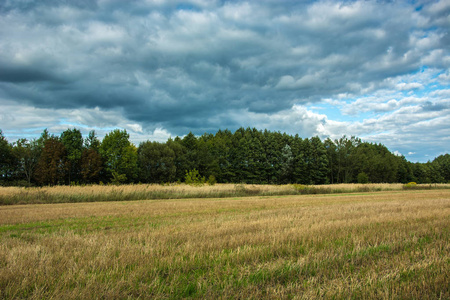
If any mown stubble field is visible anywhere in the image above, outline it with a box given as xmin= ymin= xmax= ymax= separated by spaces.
xmin=0 ymin=189 xmax=449 ymax=299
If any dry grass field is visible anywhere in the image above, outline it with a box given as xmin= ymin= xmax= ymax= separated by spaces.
xmin=1 ymin=183 xmax=448 ymax=205
xmin=0 ymin=188 xmax=449 ymax=299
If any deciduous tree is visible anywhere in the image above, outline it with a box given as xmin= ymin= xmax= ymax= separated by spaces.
xmin=99 ymin=129 xmax=138 ymax=183
xmin=35 ymin=137 xmax=68 ymax=185
xmin=61 ymin=128 xmax=83 ymax=183
xmin=138 ymin=141 xmax=176 ymax=183
xmin=0 ymin=130 xmax=14 ymax=183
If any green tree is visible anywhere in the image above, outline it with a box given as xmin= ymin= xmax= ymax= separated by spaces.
xmin=396 ymin=155 xmax=414 ymax=183
xmin=80 ymin=130 xmax=103 ymax=184
xmin=357 ymin=172 xmax=369 ymax=184
xmin=35 ymin=137 xmax=68 ymax=185
xmin=185 ymin=169 xmax=205 ymax=186
xmin=308 ymin=137 xmax=329 ymax=184
xmin=138 ymin=141 xmax=176 ymax=183
xmin=324 ymin=138 xmax=337 ymax=184
xmin=197 ymin=134 xmax=220 ymax=180
xmin=350 ymin=143 xmax=398 ymax=183
xmin=12 ymin=138 xmax=41 ymax=185
xmin=99 ymin=129 xmax=138 ymax=183
xmin=247 ymin=129 xmax=266 ymax=183
xmin=423 ymin=162 xmax=444 ymax=183
xmin=230 ymin=128 xmax=249 ymax=183
xmin=291 ymin=135 xmax=308 ymax=184
xmin=262 ymin=129 xmax=281 ymax=184
xmin=61 ymin=128 xmax=84 ymax=183
xmin=81 ymin=148 xmax=103 ymax=184
xmin=181 ymin=132 xmax=201 ymax=172
xmin=0 ymin=130 xmax=14 ymax=183
xmin=432 ymin=154 xmax=450 ymax=182
xmin=166 ymin=138 xmax=187 ymax=182
xmin=335 ymin=136 xmax=360 ymax=183
xmin=12 ymin=129 xmax=51 ymax=185
xmin=279 ymin=144 xmax=294 ymax=184
xmin=84 ymin=130 xmax=101 ymax=151
xmin=206 ymin=130 xmax=233 ymax=183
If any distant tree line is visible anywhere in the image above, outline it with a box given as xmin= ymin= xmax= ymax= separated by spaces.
xmin=0 ymin=127 xmax=449 ymax=186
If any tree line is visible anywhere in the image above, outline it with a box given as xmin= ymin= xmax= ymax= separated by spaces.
xmin=0 ymin=127 xmax=449 ymax=186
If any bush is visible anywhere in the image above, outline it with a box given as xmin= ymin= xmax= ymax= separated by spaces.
xmin=234 ymin=184 xmax=261 ymax=196
xmin=292 ymin=184 xmax=307 ymax=192
xmin=111 ymin=172 xmax=127 ymax=185
xmin=403 ymin=182 xmax=418 ymax=190
xmin=185 ymin=169 xmax=205 ymax=186
xmin=357 ymin=172 xmax=369 ymax=184
xmin=207 ymin=175 xmax=217 ymax=186
xmin=291 ymin=184 xmax=331 ymax=195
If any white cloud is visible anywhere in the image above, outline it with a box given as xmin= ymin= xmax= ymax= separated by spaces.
xmin=396 ymin=82 xmax=423 ymax=91
xmin=0 ymin=0 xmax=448 ymax=162
xmin=393 ymin=150 xmax=402 ymax=156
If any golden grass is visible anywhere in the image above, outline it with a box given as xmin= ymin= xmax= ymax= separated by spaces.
xmin=1 ymin=183 xmax=448 ymax=205
xmin=0 ymin=183 xmax=281 ymax=197
xmin=0 ymin=189 xmax=449 ymax=298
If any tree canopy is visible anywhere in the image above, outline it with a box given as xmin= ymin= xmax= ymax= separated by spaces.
xmin=0 ymin=127 xmax=448 ymax=186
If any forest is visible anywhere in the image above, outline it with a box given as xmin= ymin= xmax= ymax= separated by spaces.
xmin=0 ymin=127 xmax=449 ymax=186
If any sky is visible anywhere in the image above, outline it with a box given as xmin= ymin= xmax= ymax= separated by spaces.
xmin=0 ymin=0 xmax=449 ymax=163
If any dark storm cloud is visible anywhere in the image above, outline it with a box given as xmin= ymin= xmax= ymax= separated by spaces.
xmin=421 ymin=101 xmax=450 ymax=112
xmin=0 ymin=0 xmax=449 ymax=140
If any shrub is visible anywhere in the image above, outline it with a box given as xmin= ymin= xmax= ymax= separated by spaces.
xmin=207 ymin=175 xmax=217 ymax=186
xmin=185 ymin=169 xmax=205 ymax=186
xmin=111 ymin=172 xmax=127 ymax=185
xmin=403 ymin=182 xmax=418 ymax=190
xmin=234 ymin=184 xmax=261 ymax=196
xmin=292 ymin=184 xmax=307 ymax=192
xmin=357 ymin=172 xmax=369 ymax=184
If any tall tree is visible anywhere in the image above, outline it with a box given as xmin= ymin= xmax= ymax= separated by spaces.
xmin=210 ymin=130 xmax=233 ymax=182
xmin=12 ymin=138 xmax=41 ymax=185
xmin=432 ymin=154 xmax=450 ymax=183
xmin=0 ymin=130 xmax=14 ymax=183
xmin=35 ymin=137 xmax=68 ymax=185
xmin=138 ymin=141 xmax=176 ymax=183
xmin=84 ymin=130 xmax=101 ymax=151
xmin=279 ymin=144 xmax=294 ymax=184
xmin=291 ymin=135 xmax=308 ymax=184
xmin=230 ymin=128 xmax=248 ymax=182
xmin=99 ymin=129 xmax=138 ymax=183
xmin=197 ymin=134 xmax=220 ymax=180
xmin=80 ymin=130 xmax=103 ymax=183
xmin=396 ymin=155 xmax=414 ymax=183
xmin=248 ymin=129 xmax=266 ymax=183
xmin=350 ymin=143 xmax=398 ymax=183
xmin=181 ymin=132 xmax=201 ymax=173
xmin=261 ymin=129 xmax=284 ymax=184
xmin=81 ymin=149 xmax=103 ymax=184
xmin=335 ymin=136 xmax=360 ymax=183
xmin=308 ymin=137 xmax=329 ymax=184
xmin=324 ymin=138 xmax=337 ymax=184
xmin=61 ymin=128 xmax=84 ymax=184
xmin=166 ymin=138 xmax=187 ymax=182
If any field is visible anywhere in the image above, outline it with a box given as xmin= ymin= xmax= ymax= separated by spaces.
xmin=0 ymin=187 xmax=449 ymax=299
xmin=1 ymin=183 xmax=449 ymax=205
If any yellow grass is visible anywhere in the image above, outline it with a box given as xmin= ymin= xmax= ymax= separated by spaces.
xmin=1 ymin=183 xmax=448 ymax=205
xmin=0 ymin=183 xmax=283 ymax=198
xmin=1 ymin=189 xmax=449 ymax=298
xmin=0 ymin=183 xmax=403 ymax=198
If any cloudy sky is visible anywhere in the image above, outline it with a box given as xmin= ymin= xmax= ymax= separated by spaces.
xmin=0 ymin=0 xmax=449 ymax=162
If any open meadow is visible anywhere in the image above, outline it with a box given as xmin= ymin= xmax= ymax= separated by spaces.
xmin=0 ymin=187 xmax=449 ymax=299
